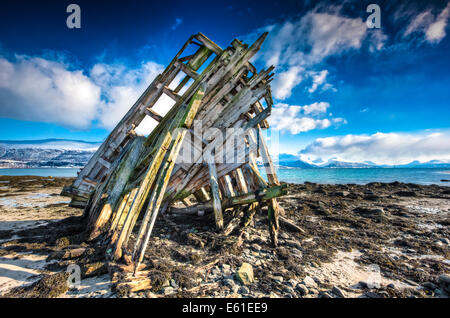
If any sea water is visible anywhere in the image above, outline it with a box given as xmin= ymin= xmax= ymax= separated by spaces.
xmin=1 ymin=167 xmax=450 ymax=185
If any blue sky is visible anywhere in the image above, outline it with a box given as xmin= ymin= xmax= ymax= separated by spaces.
xmin=1 ymin=0 xmax=450 ymax=164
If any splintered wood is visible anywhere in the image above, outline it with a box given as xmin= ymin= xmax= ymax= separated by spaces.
xmin=62 ymin=32 xmax=287 ymax=273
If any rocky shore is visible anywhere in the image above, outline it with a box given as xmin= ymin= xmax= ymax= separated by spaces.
xmin=0 ymin=176 xmax=449 ymax=298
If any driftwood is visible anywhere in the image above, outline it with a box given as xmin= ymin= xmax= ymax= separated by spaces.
xmin=279 ymin=216 xmax=305 ymax=234
xmin=62 ymin=32 xmax=287 ymax=275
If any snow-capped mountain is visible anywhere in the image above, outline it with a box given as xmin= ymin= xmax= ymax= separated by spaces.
xmin=0 ymin=139 xmax=101 ymax=168
xmin=274 ymin=153 xmax=450 ymax=169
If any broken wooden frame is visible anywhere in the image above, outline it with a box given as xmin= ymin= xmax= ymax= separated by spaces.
xmin=62 ymin=32 xmax=286 ymax=273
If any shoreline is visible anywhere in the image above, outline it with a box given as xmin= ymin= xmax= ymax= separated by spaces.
xmin=2 ymin=167 xmax=450 ymax=186
xmin=0 ymin=176 xmax=449 ymax=298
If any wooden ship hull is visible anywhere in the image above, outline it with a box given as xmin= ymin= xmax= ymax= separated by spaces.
xmin=62 ymin=32 xmax=287 ymax=272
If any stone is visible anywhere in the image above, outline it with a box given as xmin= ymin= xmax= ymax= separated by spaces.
xmin=387 ymin=283 xmax=396 ymax=289
xmin=353 ymin=207 xmax=384 ymax=217
xmin=331 ymin=286 xmax=346 ymax=298
xmin=378 ymin=291 xmax=389 ymax=298
xmin=236 ymin=263 xmax=254 ymax=285
xmin=271 ymin=275 xmax=284 ymax=283
xmin=286 ymin=278 xmax=298 ymax=288
xmin=309 ymin=288 xmax=319 ymax=295
xmin=438 ymin=274 xmax=450 ymax=293
xmin=170 ymin=279 xmax=179 ymax=289
xmin=238 ymin=286 xmax=250 ymax=294
xmin=285 ymin=240 xmax=302 ymax=250
xmin=422 ymin=282 xmax=437 ymax=290
xmin=223 ymin=279 xmax=236 ymax=288
xmin=251 ymin=243 xmax=261 ymax=251
xmin=302 ymin=276 xmax=318 ymax=289
xmin=296 ymin=284 xmax=309 ymax=296
xmin=282 ymin=286 xmax=295 ymax=295
xmin=320 ymin=291 xmax=333 ymax=298
xmin=221 ymin=264 xmax=231 ymax=274
xmin=162 ymin=287 xmax=174 ymax=295
xmin=280 ymin=233 xmax=289 ymax=240
xmin=292 ymin=249 xmax=303 ymax=260
xmin=434 ymin=288 xmax=445 ymax=296
xmin=438 ymin=274 xmax=450 ymax=285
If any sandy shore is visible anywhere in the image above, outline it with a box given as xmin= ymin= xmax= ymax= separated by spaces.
xmin=0 ymin=176 xmax=449 ymax=298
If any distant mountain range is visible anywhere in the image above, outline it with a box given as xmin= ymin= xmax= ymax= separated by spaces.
xmin=274 ymin=154 xmax=450 ymax=169
xmin=1 ymin=139 xmax=449 ymax=169
xmin=0 ymin=139 xmax=101 ymax=168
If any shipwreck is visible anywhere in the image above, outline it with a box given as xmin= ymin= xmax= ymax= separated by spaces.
xmin=62 ymin=32 xmax=289 ymax=275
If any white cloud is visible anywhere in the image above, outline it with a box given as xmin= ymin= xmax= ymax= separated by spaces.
xmin=404 ymin=3 xmax=450 ymax=43
xmin=272 ymin=66 xmax=303 ymax=100
xmin=0 ymin=55 xmax=100 ymax=129
xmin=268 ymin=102 xmax=345 ymax=134
xmin=308 ymin=70 xmax=330 ymax=93
xmin=0 ymin=53 xmax=171 ymax=132
xmin=255 ymin=6 xmax=381 ymax=100
xmin=426 ymin=3 xmax=450 ymax=43
xmin=299 ymin=131 xmax=450 ymax=165
xmin=302 ymin=101 xmax=329 ymax=115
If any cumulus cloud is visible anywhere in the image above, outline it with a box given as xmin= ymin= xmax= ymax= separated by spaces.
xmin=272 ymin=66 xmax=303 ymax=100
xmin=404 ymin=3 xmax=450 ymax=43
xmin=255 ymin=6 xmax=382 ymax=99
xmin=268 ymin=102 xmax=345 ymax=134
xmin=308 ymin=70 xmax=333 ymax=93
xmin=0 ymin=52 xmax=173 ymax=133
xmin=0 ymin=55 xmax=100 ymax=129
xmin=299 ymin=131 xmax=450 ymax=165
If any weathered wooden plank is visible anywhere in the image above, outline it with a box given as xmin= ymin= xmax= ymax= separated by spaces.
xmin=131 ymin=84 xmax=206 ymax=268
xmin=145 ymin=107 xmax=163 ymax=122
xmin=175 ymin=60 xmax=200 ymax=80
xmin=169 ymin=184 xmax=287 ymax=215
xmin=208 ymin=159 xmax=223 ymax=231
xmin=111 ymin=133 xmax=172 ymax=260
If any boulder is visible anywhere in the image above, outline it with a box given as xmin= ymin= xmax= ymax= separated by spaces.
xmin=236 ymin=263 xmax=254 ymax=285
xmin=331 ymin=286 xmax=346 ymax=298
xmin=238 ymin=286 xmax=250 ymax=294
xmin=438 ymin=274 xmax=450 ymax=293
xmin=353 ymin=207 xmax=384 ymax=217
xmin=302 ymin=276 xmax=318 ymax=289
xmin=296 ymin=284 xmax=309 ymax=296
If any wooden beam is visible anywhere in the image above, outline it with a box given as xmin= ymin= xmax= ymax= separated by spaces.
xmin=145 ymin=107 xmax=163 ymax=122
xmin=98 ymin=157 xmax=112 ymax=169
xmin=208 ymin=159 xmax=223 ymax=230
xmin=169 ymin=184 xmax=287 ymax=215
xmin=163 ymin=86 xmax=181 ymax=103
xmin=234 ymin=168 xmax=249 ymax=194
xmin=195 ymin=33 xmax=222 ymax=55
xmin=174 ymin=60 xmax=200 ymax=81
